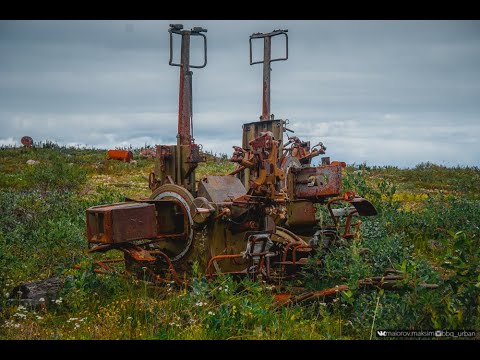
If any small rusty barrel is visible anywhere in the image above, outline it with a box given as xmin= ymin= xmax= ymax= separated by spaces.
xmin=21 ymin=136 xmax=33 ymax=147
xmin=106 ymin=150 xmax=133 ymax=162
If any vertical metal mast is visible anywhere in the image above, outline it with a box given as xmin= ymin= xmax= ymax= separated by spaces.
xmin=169 ymin=24 xmax=207 ymax=145
xmin=250 ymin=29 xmax=288 ymax=121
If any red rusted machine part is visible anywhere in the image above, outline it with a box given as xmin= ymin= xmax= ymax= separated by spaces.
xmin=206 ymin=254 xmax=245 ymax=278
xmin=86 ymin=202 xmax=158 ymax=244
xmin=106 ymin=150 xmax=133 ymax=163
xmin=289 ymin=164 xmax=343 ymax=201
xmin=148 ymin=249 xmax=184 ymax=286
xmin=139 ymin=148 xmax=156 ymax=158
xmin=21 ymin=136 xmax=33 ymax=147
xmin=249 ymin=30 xmax=288 ymax=121
xmin=284 ymin=136 xmax=326 ymax=165
xmin=326 ymin=193 xmax=377 ymax=238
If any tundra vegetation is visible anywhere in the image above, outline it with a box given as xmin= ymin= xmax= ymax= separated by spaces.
xmin=0 ymin=142 xmax=478 ymax=339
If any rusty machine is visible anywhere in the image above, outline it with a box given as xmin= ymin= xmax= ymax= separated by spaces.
xmin=85 ymin=24 xmax=377 ymax=286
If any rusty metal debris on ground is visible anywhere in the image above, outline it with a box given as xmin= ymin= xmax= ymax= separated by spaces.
xmin=21 ymin=136 xmax=33 ymax=147
xmin=106 ymin=150 xmax=134 ymax=163
xmin=139 ymin=148 xmax=157 ymax=158
xmin=82 ymin=24 xmax=432 ymax=302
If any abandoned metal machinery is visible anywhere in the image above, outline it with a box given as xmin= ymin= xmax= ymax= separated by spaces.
xmin=85 ymin=24 xmax=378 ymax=284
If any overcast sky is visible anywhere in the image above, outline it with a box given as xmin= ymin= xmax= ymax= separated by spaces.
xmin=1 ymin=20 xmax=479 ymax=167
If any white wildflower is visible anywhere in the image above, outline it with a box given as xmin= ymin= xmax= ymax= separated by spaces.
xmin=36 ymin=316 xmax=43 ymax=320
xmin=39 ymin=297 xmax=45 ymax=302
xmin=208 ymin=311 xmax=215 ymax=316
xmin=319 ymin=302 xmax=327 ymax=307
xmin=127 ymin=316 xmax=132 ymax=320
xmin=195 ymin=301 xmax=204 ymax=307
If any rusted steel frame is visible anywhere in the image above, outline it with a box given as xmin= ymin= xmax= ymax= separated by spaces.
xmin=246 ymin=236 xmax=269 ymax=276
xmin=276 ymin=226 xmax=306 ymax=243
xmin=327 ymin=197 xmax=363 ymax=238
xmin=296 ymin=285 xmax=349 ymax=303
xmin=77 ymin=258 xmax=123 ymax=274
xmin=147 ymin=250 xmax=183 ymax=286
xmin=98 ymin=259 xmax=124 ymax=264
xmin=88 ymin=244 xmax=114 ymax=253
xmin=354 ymin=220 xmax=362 ymax=238
xmin=212 ymin=208 xmax=230 ymax=221
xmin=120 ymin=245 xmax=156 ymax=262
xmin=94 ymin=261 xmax=114 ymax=271
xmin=291 ymin=245 xmax=312 ymax=265
xmin=206 ymin=254 xmax=244 ymax=277
xmin=343 ymin=212 xmax=355 ymax=238
xmin=249 ymin=251 xmax=270 ymax=277
xmin=327 ymin=196 xmax=345 ymax=227
xmin=280 ymin=240 xmax=303 ymax=273
xmin=89 ymin=233 xmax=187 ymax=250
xmin=132 ymin=233 xmax=186 ymax=248
xmin=153 ymin=233 xmax=186 ymax=241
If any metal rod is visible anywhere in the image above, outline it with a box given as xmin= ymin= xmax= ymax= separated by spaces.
xmin=178 ymin=31 xmax=192 ymax=146
xmin=262 ymin=36 xmax=271 ymax=121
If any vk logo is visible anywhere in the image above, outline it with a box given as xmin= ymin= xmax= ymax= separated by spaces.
xmin=377 ymin=331 xmax=387 ymax=337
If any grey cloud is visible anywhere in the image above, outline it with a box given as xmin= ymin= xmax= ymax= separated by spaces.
xmin=1 ymin=20 xmax=479 ymax=168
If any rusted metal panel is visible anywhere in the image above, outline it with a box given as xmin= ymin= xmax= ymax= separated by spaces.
xmin=292 ymin=164 xmax=342 ymax=200
xmin=197 ymin=175 xmax=246 ymax=203
xmin=350 ymin=196 xmax=378 ymax=216
xmin=106 ymin=150 xmax=133 ymax=163
xmin=286 ymin=200 xmax=316 ymax=226
xmin=86 ymin=202 xmax=157 ymax=244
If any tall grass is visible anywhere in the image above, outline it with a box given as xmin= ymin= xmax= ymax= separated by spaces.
xmin=0 ymin=146 xmax=478 ymax=339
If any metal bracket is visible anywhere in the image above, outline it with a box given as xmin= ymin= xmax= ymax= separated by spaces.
xmin=169 ymin=24 xmax=208 ymax=68
xmin=249 ymin=29 xmax=288 ymax=66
